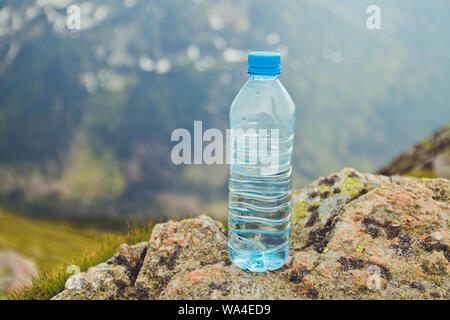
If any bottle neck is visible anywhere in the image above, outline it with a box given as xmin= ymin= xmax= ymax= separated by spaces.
xmin=249 ymin=74 xmax=278 ymax=80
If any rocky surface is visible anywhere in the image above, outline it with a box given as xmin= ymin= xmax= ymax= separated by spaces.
xmin=0 ymin=251 xmax=38 ymax=294
xmin=53 ymin=169 xmax=449 ymax=300
xmin=379 ymin=125 xmax=450 ymax=179
xmin=133 ymin=216 xmax=228 ymax=299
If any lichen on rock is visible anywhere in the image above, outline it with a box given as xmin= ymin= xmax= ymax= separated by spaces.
xmin=52 ymin=242 xmax=148 ymax=300
xmin=133 ymin=215 xmax=228 ymax=299
xmin=290 ymin=168 xmax=386 ymax=252
xmin=288 ymin=174 xmax=449 ymax=299
xmin=53 ymin=170 xmax=449 ymax=300
xmin=160 ymin=262 xmax=299 ymax=300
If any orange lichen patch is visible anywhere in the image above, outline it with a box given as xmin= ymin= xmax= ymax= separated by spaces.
xmin=150 ymin=222 xmax=180 ymax=248
xmin=350 ymin=270 xmax=372 ymax=288
xmin=164 ymin=239 xmax=174 ymax=246
xmin=375 ymin=188 xmax=388 ymax=197
xmin=185 ymin=269 xmax=210 ymax=285
xmin=385 ymin=188 xmax=415 ymax=211
xmin=401 ymin=214 xmax=420 ymax=229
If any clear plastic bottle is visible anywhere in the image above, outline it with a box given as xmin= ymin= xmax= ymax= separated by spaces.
xmin=228 ymin=51 xmax=296 ymax=272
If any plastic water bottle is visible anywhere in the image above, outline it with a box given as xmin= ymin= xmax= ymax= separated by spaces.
xmin=228 ymin=52 xmax=296 ymax=272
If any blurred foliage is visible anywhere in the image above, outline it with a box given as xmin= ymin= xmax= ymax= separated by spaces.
xmin=57 ymin=131 xmax=125 ymax=204
xmin=0 ymin=0 xmax=449 ymax=218
xmin=404 ymin=171 xmax=439 ymax=179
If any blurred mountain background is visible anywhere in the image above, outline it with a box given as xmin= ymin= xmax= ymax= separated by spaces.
xmin=0 ymin=0 xmax=449 ymax=222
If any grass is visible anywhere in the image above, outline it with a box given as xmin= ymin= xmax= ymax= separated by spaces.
xmin=0 ymin=209 xmax=153 ymax=300
xmin=0 ymin=209 xmax=101 ymax=271
xmin=5 ymin=222 xmax=153 ymax=300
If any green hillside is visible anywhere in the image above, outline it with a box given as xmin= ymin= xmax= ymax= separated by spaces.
xmin=0 ymin=209 xmax=104 ymax=271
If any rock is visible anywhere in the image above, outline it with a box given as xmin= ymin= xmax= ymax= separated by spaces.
xmin=53 ymin=170 xmax=449 ymax=300
xmin=52 ymin=263 xmax=134 ymax=300
xmin=160 ymin=263 xmax=299 ymax=300
xmin=107 ymin=241 xmax=148 ymax=280
xmin=379 ymin=124 xmax=450 ymax=179
xmin=288 ymin=169 xmax=449 ymax=299
xmin=134 ymin=215 xmax=228 ymax=299
xmin=52 ymin=242 xmax=147 ymax=300
xmin=290 ymin=168 xmax=390 ymax=252
xmin=0 ymin=251 xmax=38 ymax=294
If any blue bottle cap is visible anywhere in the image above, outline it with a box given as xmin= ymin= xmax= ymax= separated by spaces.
xmin=248 ymin=51 xmax=281 ymax=75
